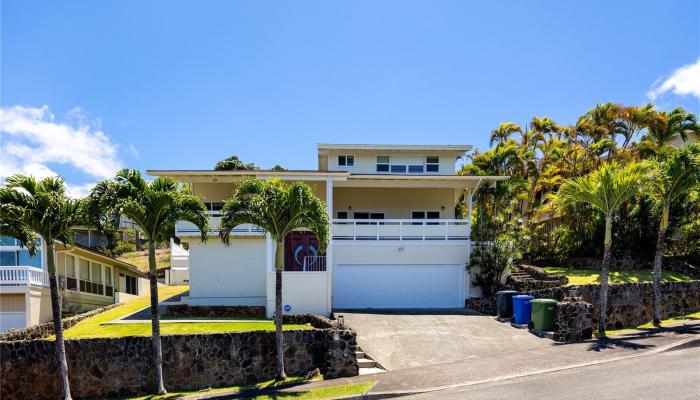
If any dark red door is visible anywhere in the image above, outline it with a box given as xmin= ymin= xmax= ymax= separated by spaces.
xmin=284 ymin=231 xmax=320 ymax=271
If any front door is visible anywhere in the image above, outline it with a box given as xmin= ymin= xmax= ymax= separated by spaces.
xmin=284 ymin=231 xmax=320 ymax=271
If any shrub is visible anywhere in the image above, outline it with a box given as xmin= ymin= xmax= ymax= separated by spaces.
xmin=470 ymin=237 xmax=520 ymax=296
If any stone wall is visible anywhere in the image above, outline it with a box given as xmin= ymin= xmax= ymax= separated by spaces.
xmin=466 ymin=296 xmax=497 ymax=316
xmin=553 ymin=300 xmax=593 ymax=343
xmin=529 ymin=281 xmax=700 ymax=330
xmin=0 ymin=303 xmax=121 ymax=342
xmin=166 ymin=304 xmax=266 ymax=319
xmin=0 ymin=323 xmax=358 ymax=399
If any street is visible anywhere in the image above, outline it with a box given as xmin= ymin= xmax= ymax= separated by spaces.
xmin=402 ymin=345 xmax=700 ymax=400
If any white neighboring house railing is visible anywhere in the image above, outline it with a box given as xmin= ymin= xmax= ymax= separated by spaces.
xmin=302 ymin=256 xmax=327 ymax=272
xmin=175 ymin=212 xmax=265 ymax=237
xmin=332 ymin=219 xmax=470 ymax=241
xmin=0 ymin=266 xmax=49 ymax=287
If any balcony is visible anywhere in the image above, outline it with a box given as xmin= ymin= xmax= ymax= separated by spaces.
xmin=332 ymin=219 xmax=469 ymax=241
xmin=175 ymin=212 xmax=265 ymax=237
xmin=0 ymin=266 xmax=49 ymax=287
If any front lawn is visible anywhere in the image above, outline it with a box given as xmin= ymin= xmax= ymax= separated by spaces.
xmin=116 ymin=379 xmax=376 ymax=400
xmin=61 ymin=285 xmax=309 ymax=339
xmin=543 ymin=267 xmax=693 ymax=286
xmin=604 ymin=310 xmax=700 ymax=337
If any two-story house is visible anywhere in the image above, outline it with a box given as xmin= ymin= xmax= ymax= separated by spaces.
xmin=148 ymin=144 xmax=505 ymax=317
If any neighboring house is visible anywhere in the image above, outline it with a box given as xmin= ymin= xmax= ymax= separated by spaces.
xmin=165 ymin=238 xmax=190 ymax=285
xmin=148 ymin=144 xmax=505 ymax=317
xmin=669 ymin=132 xmax=698 ymax=148
xmin=0 ymin=236 xmax=148 ymax=332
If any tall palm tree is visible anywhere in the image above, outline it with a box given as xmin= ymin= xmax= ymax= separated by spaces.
xmin=86 ymin=169 xmax=209 ymax=395
xmin=639 ymin=107 xmax=700 ymax=157
xmin=556 ymin=162 xmax=652 ymax=336
xmin=489 ymin=122 xmax=522 ymax=146
xmin=219 ymin=179 xmax=329 ymax=380
xmin=648 ymin=145 xmax=700 ymax=325
xmin=0 ymin=175 xmax=83 ymax=400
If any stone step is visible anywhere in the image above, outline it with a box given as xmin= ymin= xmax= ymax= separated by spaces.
xmin=357 ymin=358 xmax=377 ymax=368
xmin=355 ymin=351 xmax=366 ymax=359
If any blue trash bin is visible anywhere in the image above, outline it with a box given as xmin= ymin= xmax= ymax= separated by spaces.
xmin=512 ymin=295 xmax=534 ymax=325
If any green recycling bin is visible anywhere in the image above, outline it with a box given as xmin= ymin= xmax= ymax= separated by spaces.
xmin=529 ymin=298 xmax=558 ymax=332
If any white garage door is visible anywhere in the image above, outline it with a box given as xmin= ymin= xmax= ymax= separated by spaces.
xmin=333 ymin=264 xmax=463 ymax=309
xmin=0 ymin=312 xmax=26 ymax=332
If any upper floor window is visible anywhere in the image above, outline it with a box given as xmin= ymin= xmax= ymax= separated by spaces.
xmin=426 ymin=156 xmax=440 ymax=172
xmin=408 ymin=165 xmax=424 ymax=173
xmin=338 ymin=155 xmax=355 ymax=167
xmin=390 ymin=165 xmax=407 ymax=173
xmin=376 ymin=156 xmax=390 ymax=172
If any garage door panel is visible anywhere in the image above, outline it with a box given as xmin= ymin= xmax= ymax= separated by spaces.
xmin=333 ymin=264 xmax=462 ymax=309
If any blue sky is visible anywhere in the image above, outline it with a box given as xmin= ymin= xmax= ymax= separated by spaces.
xmin=1 ymin=0 xmax=699 ymax=195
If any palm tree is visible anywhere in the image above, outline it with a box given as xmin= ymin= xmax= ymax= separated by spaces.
xmin=219 ymin=179 xmax=329 ymax=380
xmin=86 ymin=169 xmax=209 ymax=395
xmin=556 ymin=162 xmax=652 ymax=336
xmin=639 ymin=107 xmax=700 ymax=157
xmin=648 ymin=145 xmax=700 ymax=325
xmin=0 ymin=175 xmax=84 ymax=400
xmin=489 ymin=122 xmax=522 ymax=146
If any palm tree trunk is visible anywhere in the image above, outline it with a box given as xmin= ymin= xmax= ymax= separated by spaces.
xmin=652 ymin=207 xmax=668 ymax=326
xmin=47 ymin=242 xmax=72 ymax=400
xmin=274 ymin=240 xmax=287 ymax=380
xmin=598 ymin=217 xmax=613 ymax=336
xmin=148 ymin=240 xmax=167 ymax=395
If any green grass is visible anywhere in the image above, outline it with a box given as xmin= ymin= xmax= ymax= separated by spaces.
xmin=543 ymin=267 xmax=694 ymax=286
xmin=61 ymin=285 xmax=309 ymax=339
xmin=117 ymin=248 xmax=170 ymax=272
xmin=604 ymin=310 xmax=700 ymax=337
xmin=115 ymin=379 xmax=375 ymax=400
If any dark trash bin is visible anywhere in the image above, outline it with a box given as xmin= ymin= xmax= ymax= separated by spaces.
xmin=512 ymin=295 xmax=534 ymax=325
xmin=496 ymin=290 xmax=518 ymax=319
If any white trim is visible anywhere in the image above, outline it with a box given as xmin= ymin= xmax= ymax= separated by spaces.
xmin=318 ymin=143 xmax=473 ymax=152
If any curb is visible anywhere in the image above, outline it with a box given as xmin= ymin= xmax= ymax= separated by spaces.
xmin=355 ymin=336 xmax=700 ymax=399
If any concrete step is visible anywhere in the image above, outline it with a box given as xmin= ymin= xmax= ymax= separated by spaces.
xmin=355 ymin=351 xmax=366 ymax=359
xmin=357 ymin=358 xmax=377 ymax=368
xmin=358 ymin=367 xmax=386 ymax=375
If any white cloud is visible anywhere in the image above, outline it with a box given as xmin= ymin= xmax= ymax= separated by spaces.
xmin=0 ymin=105 xmax=123 ymax=197
xmin=647 ymin=58 xmax=700 ymax=100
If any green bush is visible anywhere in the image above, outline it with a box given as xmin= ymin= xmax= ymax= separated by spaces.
xmin=470 ymin=237 xmax=520 ymax=296
xmin=112 ymin=240 xmax=137 ymax=256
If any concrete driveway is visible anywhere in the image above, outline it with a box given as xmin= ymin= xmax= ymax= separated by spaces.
xmin=338 ymin=309 xmax=553 ymax=371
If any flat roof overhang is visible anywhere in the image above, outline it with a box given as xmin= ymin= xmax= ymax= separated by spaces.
xmin=146 ymin=170 xmax=349 ymax=182
xmin=335 ymin=174 xmax=509 ymax=189
xmin=317 ymin=143 xmax=473 ymax=152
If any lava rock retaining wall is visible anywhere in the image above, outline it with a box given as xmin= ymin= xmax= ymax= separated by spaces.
xmin=0 ymin=322 xmax=357 ymax=399
xmin=553 ymin=300 xmax=594 ymax=342
xmin=530 ymin=281 xmax=700 ymax=331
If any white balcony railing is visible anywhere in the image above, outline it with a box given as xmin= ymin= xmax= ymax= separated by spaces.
xmin=0 ymin=266 xmax=50 ymax=287
xmin=332 ymin=219 xmax=470 ymax=241
xmin=175 ymin=213 xmax=265 ymax=237
xmin=303 ymin=256 xmax=327 ymax=271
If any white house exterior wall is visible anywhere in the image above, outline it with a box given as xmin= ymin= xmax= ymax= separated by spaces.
xmin=333 ymin=187 xmax=457 ymax=219
xmin=184 ymin=238 xmax=267 ymax=306
xmin=326 ymin=150 xmax=459 ymax=175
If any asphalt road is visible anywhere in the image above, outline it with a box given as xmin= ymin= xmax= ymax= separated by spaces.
xmin=402 ymin=345 xmax=700 ymax=400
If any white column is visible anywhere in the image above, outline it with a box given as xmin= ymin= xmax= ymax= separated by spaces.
xmin=465 ymin=188 xmax=473 ymax=300
xmin=467 ymin=189 xmax=473 ymax=239
xmin=265 ymin=232 xmax=275 ymax=318
xmin=325 ymin=176 xmax=334 ymax=314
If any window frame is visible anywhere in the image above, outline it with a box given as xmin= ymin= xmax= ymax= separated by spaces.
xmin=376 ymin=155 xmax=390 ymax=172
xmin=425 ymin=156 xmax=440 ymax=173
xmin=337 ymin=154 xmax=355 ymax=167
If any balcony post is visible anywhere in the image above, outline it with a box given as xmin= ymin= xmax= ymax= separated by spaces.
xmin=325 ymin=176 xmax=334 ymax=314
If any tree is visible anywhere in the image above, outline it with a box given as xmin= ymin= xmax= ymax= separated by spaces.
xmin=489 ymin=122 xmax=522 ymax=146
xmin=555 ymin=162 xmax=652 ymax=336
xmin=639 ymin=107 xmax=700 ymax=157
xmin=219 ymin=179 xmax=328 ymax=380
xmin=214 ymin=155 xmax=259 ymax=171
xmin=86 ymin=169 xmax=209 ymax=395
xmin=270 ymin=165 xmax=287 ymax=171
xmin=648 ymin=145 xmax=700 ymax=325
xmin=0 ymin=175 xmax=84 ymax=400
